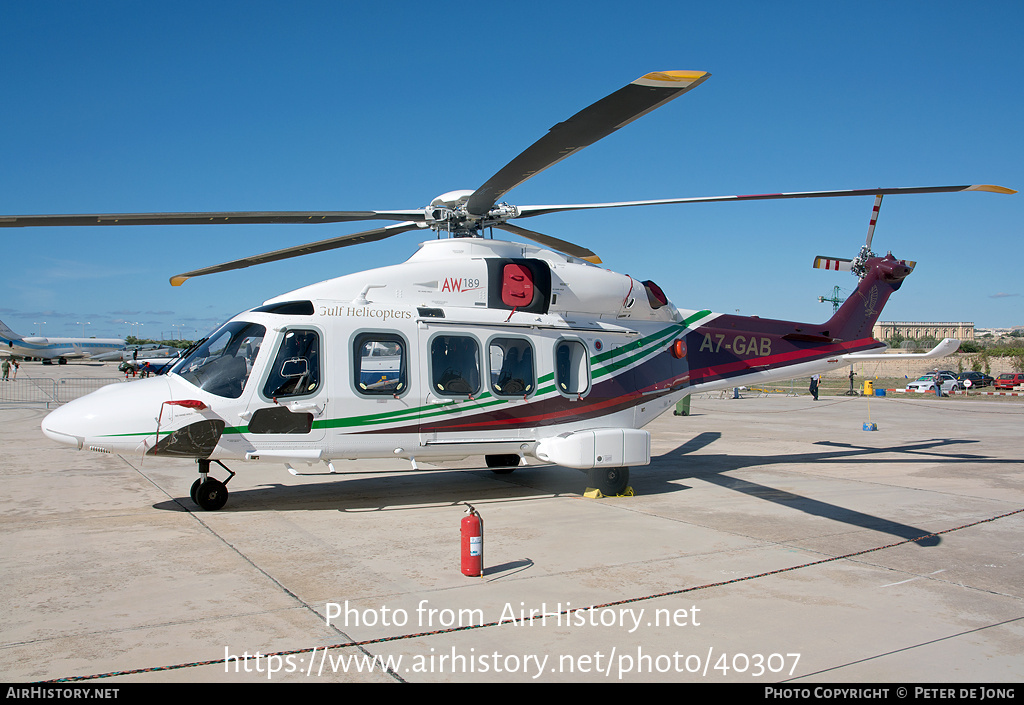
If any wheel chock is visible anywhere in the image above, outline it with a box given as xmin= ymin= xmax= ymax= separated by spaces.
xmin=583 ymin=486 xmax=635 ymax=499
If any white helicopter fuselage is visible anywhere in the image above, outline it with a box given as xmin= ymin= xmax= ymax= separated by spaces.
xmin=43 ymin=239 xmax=688 ymax=469
xmin=42 ymin=234 xmax=918 ymax=494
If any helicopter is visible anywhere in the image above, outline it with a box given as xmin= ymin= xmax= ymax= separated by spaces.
xmin=5 ymin=70 xmax=1013 ymax=510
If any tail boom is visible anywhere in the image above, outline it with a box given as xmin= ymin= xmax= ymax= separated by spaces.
xmin=683 ymin=254 xmax=912 ymax=392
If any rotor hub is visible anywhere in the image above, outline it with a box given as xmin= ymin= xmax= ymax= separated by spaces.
xmin=425 ymin=191 xmax=521 ymax=237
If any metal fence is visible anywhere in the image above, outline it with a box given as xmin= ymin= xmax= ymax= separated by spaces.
xmin=0 ymin=377 xmax=128 ymax=407
xmin=689 ymin=378 xmax=864 ymax=400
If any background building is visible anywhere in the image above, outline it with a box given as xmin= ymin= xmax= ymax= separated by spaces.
xmin=872 ymin=321 xmax=975 ymax=342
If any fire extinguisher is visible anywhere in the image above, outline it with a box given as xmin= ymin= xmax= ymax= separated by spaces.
xmin=461 ymin=504 xmax=483 ymax=577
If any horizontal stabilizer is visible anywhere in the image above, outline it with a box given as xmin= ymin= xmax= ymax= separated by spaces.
xmin=813 ymin=256 xmax=852 ymax=271
xmin=842 ymin=338 xmax=961 ymax=361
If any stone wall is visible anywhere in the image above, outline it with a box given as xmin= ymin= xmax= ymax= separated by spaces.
xmin=821 ymin=353 xmax=1018 ymax=380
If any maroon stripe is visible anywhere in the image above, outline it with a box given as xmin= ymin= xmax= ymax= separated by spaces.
xmin=690 ymin=337 xmax=879 ymax=383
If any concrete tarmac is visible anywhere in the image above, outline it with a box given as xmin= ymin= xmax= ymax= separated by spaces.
xmin=2 ymin=362 xmax=1022 ymax=683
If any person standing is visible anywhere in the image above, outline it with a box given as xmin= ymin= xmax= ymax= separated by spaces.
xmin=809 ymin=373 xmax=820 ymax=401
xmin=1 ymin=358 xmax=9 ymax=381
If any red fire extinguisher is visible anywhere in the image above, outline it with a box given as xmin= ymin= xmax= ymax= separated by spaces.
xmin=461 ymin=504 xmax=483 ymax=577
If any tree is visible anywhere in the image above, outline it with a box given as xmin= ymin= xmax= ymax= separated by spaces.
xmin=971 ymin=355 xmax=982 ymax=373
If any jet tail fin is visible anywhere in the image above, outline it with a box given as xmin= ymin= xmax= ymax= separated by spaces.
xmin=0 ymin=319 xmax=24 ymax=342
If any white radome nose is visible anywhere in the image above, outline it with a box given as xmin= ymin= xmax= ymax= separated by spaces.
xmin=41 ymin=377 xmax=173 ymax=453
xmin=40 ymin=402 xmax=85 ymax=448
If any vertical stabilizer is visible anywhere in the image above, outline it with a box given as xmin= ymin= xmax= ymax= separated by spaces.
xmin=0 ymin=319 xmax=24 ymax=342
xmin=825 ymin=254 xmax=913 ymax=342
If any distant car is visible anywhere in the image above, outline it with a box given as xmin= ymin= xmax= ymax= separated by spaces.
xmin=906 ymin=373 xmax=959 ymax=395
xmin=956 ymin=371 xmax=994 ymax=388
xmin=994 ymin=373 xmax=1024 ymax=390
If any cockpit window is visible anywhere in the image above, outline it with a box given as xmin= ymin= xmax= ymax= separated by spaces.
xmin=263 ymin=329 xmax=320 ymax=398
xmin=173 ymin=321 xmax=265 ymax=399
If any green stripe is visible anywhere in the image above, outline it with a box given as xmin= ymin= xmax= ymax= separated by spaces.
xmin=591 ymin=310 xmax=712 ymax=380
xmin=103 ymin=312 xmax=716 ymax=439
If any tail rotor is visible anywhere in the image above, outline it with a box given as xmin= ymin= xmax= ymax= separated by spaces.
xmin=813 ymin=193 xmax=916 ymax=280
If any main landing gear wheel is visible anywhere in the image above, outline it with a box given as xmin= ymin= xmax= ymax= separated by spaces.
xmin=588 ymin=466 xmax=629 ymax=496
xmin=191 ymin=458 xmax=235 ymax=511
xmin=486 ymin=454 xmax=521 ymax=474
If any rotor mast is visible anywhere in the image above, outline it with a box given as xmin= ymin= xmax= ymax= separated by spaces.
xmin=423 ymin=190 xmax=520 ymax=237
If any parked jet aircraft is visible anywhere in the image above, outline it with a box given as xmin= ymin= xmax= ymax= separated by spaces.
xmin=121 ymin=349 xmax=184 ymax=375
xmin=93 ymin=344 xmax=176 ymax=363
xmin=0 ymin=320 xmax=125 ymax=364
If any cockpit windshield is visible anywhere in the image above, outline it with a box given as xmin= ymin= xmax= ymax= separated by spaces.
xmin=172 ymin=321 xmax=265 ymax=399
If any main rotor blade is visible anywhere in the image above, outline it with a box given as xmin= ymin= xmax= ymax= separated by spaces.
xmin=169 ymin=221 xmax=423 ymax=286
xmin=492 ymin=222 xmax=602 ymax=264
xmin=0 ymin=210 xmax=426 ymax=228
xmin=513 ymin=184 xmax=1017 ymax=219
xmin=465 ymin=70 xmax=711 ymax=217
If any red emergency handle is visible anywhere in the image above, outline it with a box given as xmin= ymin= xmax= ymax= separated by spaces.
xmin=461 ymin=504 xmax=483 ymax=577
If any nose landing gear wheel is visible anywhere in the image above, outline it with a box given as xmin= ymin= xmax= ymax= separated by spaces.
xmin=191 ymin=458 xmax=235 ymax=511
xmin=195 ymin=478 xmax=228 ymax=511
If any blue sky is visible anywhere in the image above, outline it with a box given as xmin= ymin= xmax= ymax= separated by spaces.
xmin=2 ymin=1 xmax=1021 ymax=340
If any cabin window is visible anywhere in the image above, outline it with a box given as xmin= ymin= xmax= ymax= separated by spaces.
xmin=555 ymin=339 xmax=590 ymax=396
xmin=354 ymin=333 xmax=407 ymax=396
xmin=431 ymin=335 xmax=480 ymax=396
xmin=175 ymin=321 xmax=265 ymax=399
xmin=489 ymin=337 xmax=535 ymax=397
xmin=263 ymin=329 xmax=321 ymax=398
